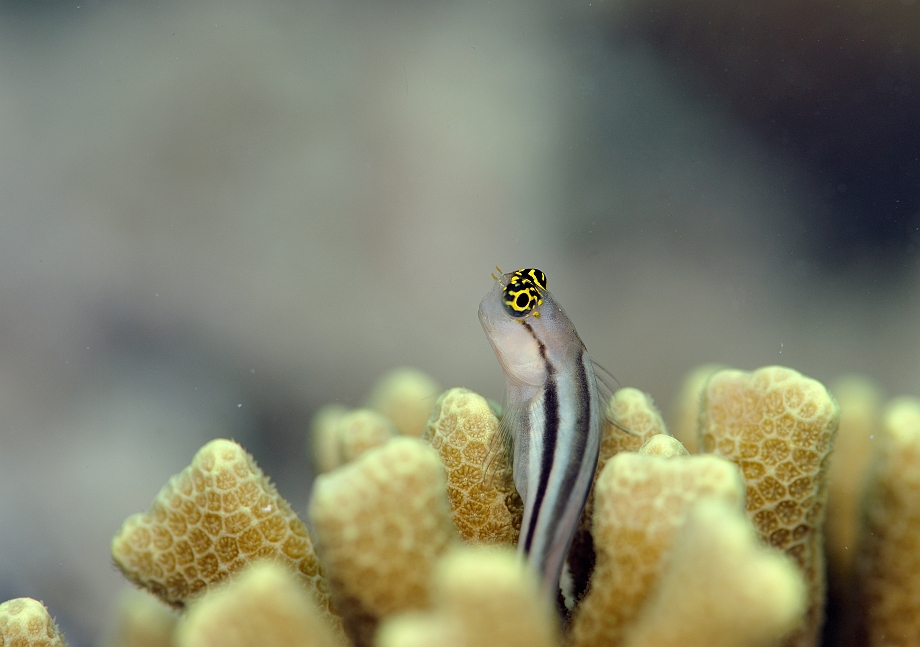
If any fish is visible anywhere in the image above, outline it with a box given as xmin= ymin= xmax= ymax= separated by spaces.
xmin=478 ymin=267 xmax=603 ymax=597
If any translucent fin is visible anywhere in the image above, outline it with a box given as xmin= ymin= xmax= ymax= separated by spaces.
xmin=592 ymin=359 xmax=620 ymax=400
xmin=482 ymin=391 xmax=520 ymax=488
xmin=592 ymin=359 xmax=638 ymax=437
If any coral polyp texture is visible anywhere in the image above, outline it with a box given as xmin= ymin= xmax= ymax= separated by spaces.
xmin=110 ymin=439 xmax=343 ymax=640
xmin=569 ymin=389 xmax=671 ymax=599
xmin=46 ymin=363 xmax=919 ymax=647
xmin=421 ymin=387 xmax=523 ymax=545
xmin=174 ymin=561 xmax=340 ymax=647
xmin=0 ymin=598 xmax=68 ymax=647
xmin=309 ymin=437 xmax=457 ymax=647
xmin=600 ymin=388 xmax=669 ymax=467
xmin=623 ymin=499 xmax=806 ymax=647
xmin=335 ymin=409 xmax=398 ymax=465
xmin=568 ymin=437 xmax=746 ymax=647
xmin=377 ymin=547 xmax=558 ymax=647
xmin=854 ymin=397 xmax=920 ymax=646
xmin=700 ymin=366 xmax=839 ymax=647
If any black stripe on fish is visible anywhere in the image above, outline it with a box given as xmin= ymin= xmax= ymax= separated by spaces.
xmin=547 ymin=348 xmax=595 ymax=547
xmin=521 ymin=321 xmax=558 ymax=557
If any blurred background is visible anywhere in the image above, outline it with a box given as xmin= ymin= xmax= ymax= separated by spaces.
xmin=0 ymin=0 xmax=918 ymax=643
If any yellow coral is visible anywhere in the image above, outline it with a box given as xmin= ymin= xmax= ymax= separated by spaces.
xmin=569 ymin=389 xmax=671 ymax=598
xmin=95 ymin=367 xmax=877 ymax=647
xmin=110 ymin=439 xmax=342 ymax=640
xmin=638 ymin=434 xmax=689 ymax=458
xmin=336 ymin=409 xmax=398 ymax=464
xmin=376 ymin=547 xmax=557 ymax=647
xmin=309 ymin=437 xmax=457 ymax=646
xmin=624 ymin=499 xmax=806 ymax=647
xmin=824 ymin=376 xmax=882 ymax=591
xmin=700 ymin=366 xmax=839 ymax=647
xmin=421 ymin=388 xmax=523 ymax=545
xmin=0 ymin=598 xmax=68 ymax=647
xmin=854 ymin=397 xmax=920 ymax=646
xmin=174 ymin=561 xmax=340 ymax=647
xmin=671 ymin=364 xmax=725 ymax=454
xmin=312 ymin=405 xmax=348 ymax=473
xmin=310 ymin=408 xmax=397 ymax=473
xmin=366 ymin=367 xmax=441 ymax=438
xmin=569 ymin=441 xmax=745 ymax=647
xmin=604 ymin=388 xmax=669 ymax=458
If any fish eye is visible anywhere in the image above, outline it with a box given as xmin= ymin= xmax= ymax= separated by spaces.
xmin=502 ymin=285 xmax=538 ymax=317
xmin=502 ymin=268 xmax=547 ymax=317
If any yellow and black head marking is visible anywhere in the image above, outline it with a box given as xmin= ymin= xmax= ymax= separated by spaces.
xmin=502 ymin=268 xmax=547 ymax=318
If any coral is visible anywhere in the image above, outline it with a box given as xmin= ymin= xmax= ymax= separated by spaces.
xmin=366 ymin=368 xmax=441 ymax=438
xmin=853 ymin=397 xmax=920 ymax=646
xmin=335 ymin=409 xmax=398 ymax=464
xmin=700 ymin=366 xmax=839 ymax=647
xmin=824 ymin=376 xmax=882 ymax=591
xmin=671 ymin=364 xmax=725 ymax=454
xmin=310 ymin=369 xmax=438 ymax=475
xmin=421 ymin=387 xmax=523 ymax=545
xmin=568 ymin=437 xmax=745 ymax=647
xmin=602 ymin=388 xmax=669 ymax=460
xmin=77 ymin=365 xmax=915 ymax=647
xmin=0 ymin=598 xmax=68 ymax=647
xmin=623 ymin=499 xmax=806 ymax=647
xmin=312 ymin=405 xmax=348 ymax=474
xmin=309 ymin=437 xmax=457 ymax=647
xmin=110 ymin=439 xmax=343 ymax=641
xmin=637 ymin=433 xmax=689 ymax=458
xmin=102 ymin=590 xmax=176 ymax=647
xmin=569 ymin=388 xmax=670 ymax=598
xmin=310 ymin=408 xmax=396 ymax=473
xmin=376 ymin=547 xmax=557 ymax=647
xmin=174 ymin=561 xmax=340 ymax=647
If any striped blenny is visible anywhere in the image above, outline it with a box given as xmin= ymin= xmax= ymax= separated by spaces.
xmin=478 ymin=267 xmax=602 ymax=596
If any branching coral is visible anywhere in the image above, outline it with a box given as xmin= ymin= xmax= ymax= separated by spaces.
xmin=377 ymin=547 xmax=558 ymax=647
xmin=671 ymin=364 xmax=725 ymax=454
xmin=174 ymin=561 xmax=340 ymax=647
xmin=421 ymin=387 xmax=523 ymax=545
xmin=853 ymin=396 xmax=920 ymax=646
xmin=10 ymin=362 xmax=910 ymax=647
xmin=311 ymin=405 xmax=349 ymax=474
xmin=335 ymin=409 xmax=399 ymax=465
xmin=0 ymin=598 xmax=68 ymax=647
xmin=311 ymin=367 xmax=438 ymax=475
xmin=569 ymin=388 xmax=670 ymax=600
xmin=308 ymin=437 xmax=457 ymax=647
xmin=110 ymin=439 xmax=343 ymax=640
xmin=311 ymin=408 xmax=398 ymax=473
xmin=623 ymin=499 xmax=806 ymax=647
xmin=700 ymin=366 xmax=839 ymax=647
xmin=568 ymin=436 xmax=745 ymax=647
xmin=824 ymin=376 xmax=882 ymax=591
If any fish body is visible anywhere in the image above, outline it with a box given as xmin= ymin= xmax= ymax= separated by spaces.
xmin=478 ymin=268 xmax=602 ymax=595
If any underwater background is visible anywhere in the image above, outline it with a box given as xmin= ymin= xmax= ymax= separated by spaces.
xmin=0 ymin=0 xmax=918 ymax=644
